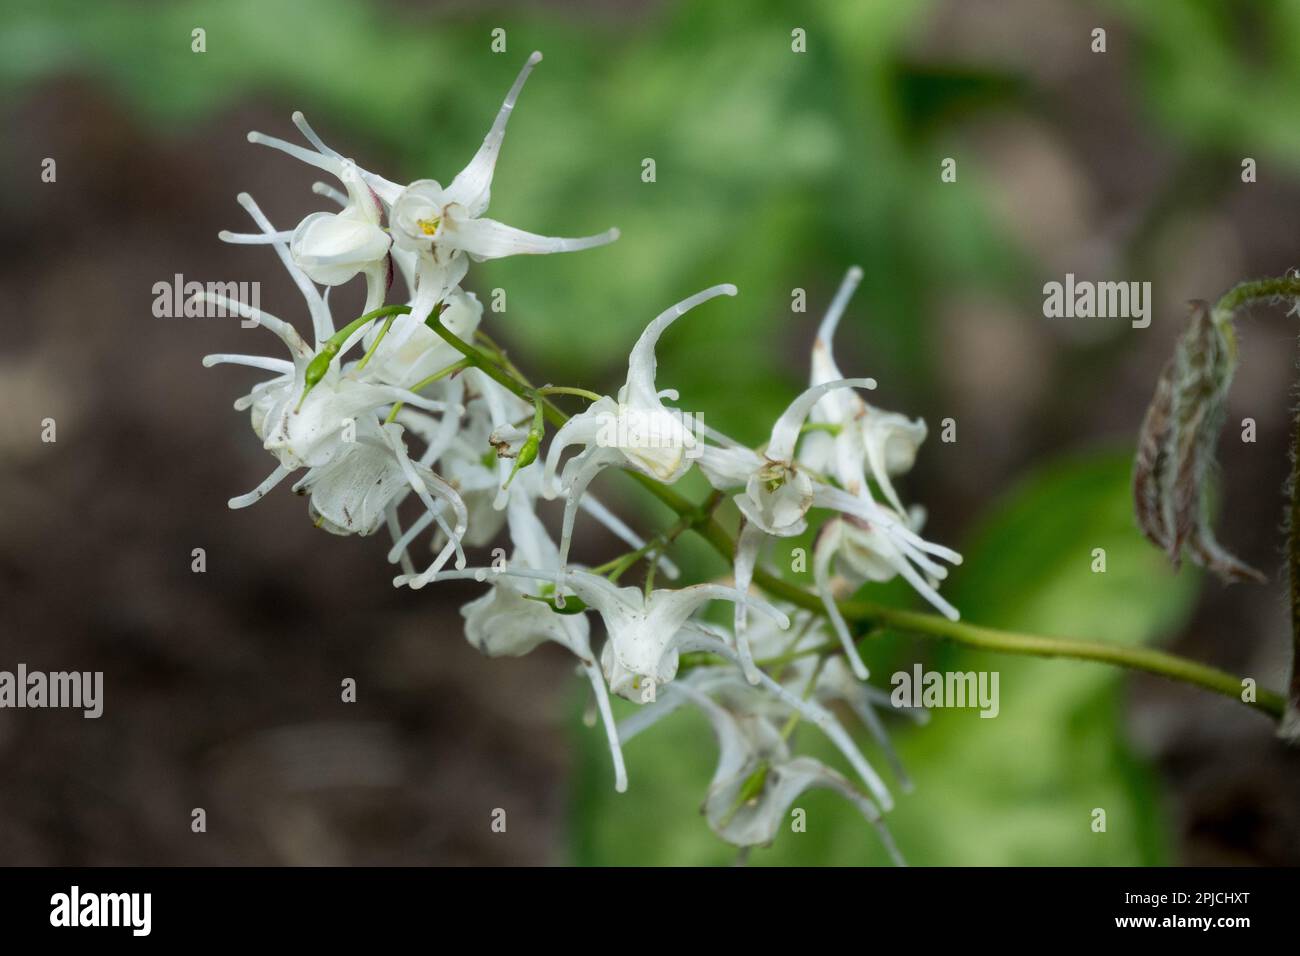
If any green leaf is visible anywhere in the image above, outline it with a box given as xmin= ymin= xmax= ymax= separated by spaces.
xmin=882 ymin=450 xmax=1199 ymax=866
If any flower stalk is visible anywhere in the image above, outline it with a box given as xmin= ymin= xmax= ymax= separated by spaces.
xmin=408 ymin=306 xmax=1286 ymax=722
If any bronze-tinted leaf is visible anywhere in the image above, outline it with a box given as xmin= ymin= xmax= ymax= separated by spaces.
xmin=1133 ymin=357 xmax=1175 ymax=554
xmin=1133 ymin=300 xmax=1263 ymax=584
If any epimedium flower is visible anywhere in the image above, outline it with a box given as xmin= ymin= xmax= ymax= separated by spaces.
xmin=290 ymin=420 xmax=469 ymax=590
xmin=617 ymin=652 xmax=900 ymax=849
xmin=293 ymin=420 xmax=414 ymax=536
xmin=247 ymin=51 xmax=619 ymax=326
xmin=656 ymin=624 xmax=895 ymax=811
xmin=458 ymin=500 xmax=628 ymax=793
xmin=702 ymin=378 xmax=873 ymax=680
xmin=745 ymin=609 xmax=928 ymax=791
xmin=242 ymin=107 xmax=428 ymax=320
xmin=542 ymin=284 xmax=736 ymax=577
xmin=386 ymin=372 xmax=679 ymax=587
xmin=697 ymin=375 xmax=959 ymax=682
xmin=664 ymin=683 xmax=902 ymax=860
xmin=286 ymin=160 xmax=392 ymax=317
xmin=812 ymin=508 xmax=960 ymax=680
xmin=420 ymin=564 xmax=788 ymax=702
xmin=202 ymin=193 xmax=470 ymax=580
xmin=589 ymin=577 xmax=785 ymax=703
xmin=739 ymin=485 xmax=959 ymax=683
xmin=800 ymin=266 xmax=928 ymax=517
xmin=562 ymin=567 xmax=786 ymax=702
xmin=380 ymin=376 xmax=511 ymax=577
xmin=386 ymin=51 xmax=619 ymax=323
xmin=232 ymin=117 xmax=401 ymax=321
xmin=734 ymin=379 xmax=878 ymax=533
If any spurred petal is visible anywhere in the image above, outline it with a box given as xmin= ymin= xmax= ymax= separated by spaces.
xmin=443 ymin=51 xmax=543 ymax=218
xmin=624 ymin=285 xmax=737 ymax=407
xmin=766 ymin=377 xmax=876 ymax=463
xmin=810 ymin=265 xmax=863 ymax=397
xmin=439 ymin=214 xmax=618 ymax=262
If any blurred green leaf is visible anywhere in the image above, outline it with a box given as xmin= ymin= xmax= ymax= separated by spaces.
xmin=1110 ymin=0 xmax=1300 ymax=163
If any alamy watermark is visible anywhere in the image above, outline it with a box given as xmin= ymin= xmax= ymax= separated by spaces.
xmin=595 ymin=407 xmax=705 ymax=460
xmin=891 ymin=665 xmax=999 ymax=718
xmin=50 ymin=886 xmax=150 ymax=936
xmin=153 ymin=273 xmax=261 ymax=326
xmin=0 ymin=664 xmax=103 ymax=718
xmin=1043 ymin=273 xmax=1151 ymax=329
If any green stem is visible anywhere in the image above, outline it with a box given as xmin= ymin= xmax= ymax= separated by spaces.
xmin=859 ymin=606 xmax=1284 ymax=719
xmin=505 ymin=393 xmax=546 ymax=489
xmin=298 ymin=305 xmax=412 ymax=409
xmin=1210 ymin=275 xmax=1300 ymax=326
xmin=799 ymin=422 xmax=841 ymax=437
xmin=624 ymin=475 xmax=1285 ymax=721
xmin=1207 ymin=275 xmax=1300 ymax=732
xmin=354 ymin=312 xmax=398 ymax=372
xmin=331 ymin=304 xmax=411 ymax=351
xmin=384 ymin=358 xmax=472 ymax=424
xmin=539 ymin=385 xmax=604 ymax=403
xmin=425 ymin=308 xmax=538 ymax=404
xmin=408 ymin=357 xmax=474 ymax=395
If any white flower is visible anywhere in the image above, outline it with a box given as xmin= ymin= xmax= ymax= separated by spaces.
xmin=422 ymin=565 xmax=788 ymax=701
xmin=812 ymin=508 xmax=960 ymax=681
xmin=743 ymin=379 xmax=889 ymax=530
xmin=203 ymin=194 xmax=469 ymax=580
xmin=293 ymin=420 xmax=412 ymax=536
xmin=387 ymin=370 xmax=680 ymax=586
xmin=458 ymin=503 xmax=628 ymax=793
xmin=618 ymin=658 xmax=901 ymax=858
xmin=697 ymin=377 xmax=957 ymax=683
xmin=677 ymin=683 xmax=902 ymax=859
xmin=234 ymin=116 xmax=402 ymax=318
xmin=244 ymin=53 xmax=618 ymax=325
xmin=746 ymin=610 xmax=928 ymax=790
xmin=288 ymin=162 xmax=391 ymax=305
xmin=387 ymin=52 xmax=619 ymax=322
xmin=801 ymin=266 xmax=928 ymax=516
xmin=697 ymin=378 xmax=870 ymax=680
xmin=543 ymin=284 xmax=736 ymax=575
xmin=563 ymin=568 xmax=786 ymax=701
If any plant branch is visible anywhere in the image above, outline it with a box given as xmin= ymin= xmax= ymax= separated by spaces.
xmin=1210 ymin=274 xmax=1300 ymax=326
xmin=411 ymin=310 xmax=1286 ymax=723
xmin=624 ymin=476 xmax=1285 ymax=721
xmin=1207 ymin=276 xmax=1300 ymax=733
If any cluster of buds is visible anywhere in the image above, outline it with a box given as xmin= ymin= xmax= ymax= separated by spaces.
xmin=204 ymin=53 xmax=961 ymax=860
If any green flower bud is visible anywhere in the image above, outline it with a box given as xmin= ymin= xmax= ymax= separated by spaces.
xmin=505 ymin=429 xmax=541 ymax=488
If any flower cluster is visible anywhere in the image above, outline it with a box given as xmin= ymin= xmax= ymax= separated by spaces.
xmin=204 ymin=53 xmax=961 ymax=861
